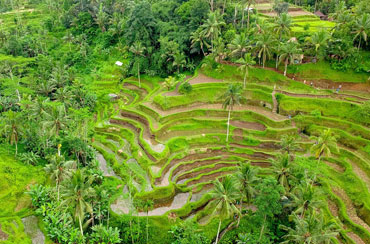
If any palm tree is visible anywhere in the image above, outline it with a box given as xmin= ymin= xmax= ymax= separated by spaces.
xmin=143 ymin=200 xmax=154 ymax=244
xmin=310 ymin=129 xmax=338 ymax=165
xmin=201 ymin=11 xmax=226 ymax=52
xmin=279 ymin=41 xmax=302 ymax=76
xmin=274 ymin=13 xmax=292 ymax=40
xmin=278 ymin=134 xmax=300 ymax=155
xmin=281 ymin=212 xmax=339 ymax=243
xmin=306 ymin=31 xmax=330 ymax=60
xmin=353 ymin=14 xmax=370 ymax=50
xmin=228 ymin=33 xmax=250 ymax=59
xmin=45 ymin=154 xmax=76 ymax=202
xmin=190 ymin=28 xmax=209 ymax=56
xmin=60 ymin=169 xmax=95 ymax=236
xmin=42 ymin=105 xmax=69 ymax=137
xmin=255 ymin=33 xmax=275 ymax=68
xmin=270 ymin=153 xmax=295 ymax=192
xmin=222 ymin=84 xmax=243 ymax=143
xmin=209 ymin=176 xmax=239 ymax=244
xmin=172 ymin=52 xmax=187 ymax=74
xmin=233 ymin=162 xmax=259 ymax=225
xmin=237 ymin=53 xmax=256 ymax=89
xmin=129 ymin=42 xmax=146 ymax=88
xmin=291 ymin=181 xmax=322 ymax=219
xmin=0 ymin=110 xmax=22 ymax=155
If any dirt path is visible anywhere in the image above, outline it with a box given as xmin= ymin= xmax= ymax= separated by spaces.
xmin=144 ymin=102 xmax=288 ymax=122
xmin=96 ymin=153 xmax=121 ymax=179
xmin=22 ymin=216 xmax=45 ymax=244
xmin=332 ymin=188 xmax=370 ymax=233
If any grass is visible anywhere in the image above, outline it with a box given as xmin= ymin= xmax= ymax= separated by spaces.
xmin=0 ymin=144 xmax=46 ymax=243
xmin=286 ymin=61 xmax=369 ymax=83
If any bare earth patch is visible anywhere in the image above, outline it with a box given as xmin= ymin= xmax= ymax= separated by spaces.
xmin=0 ymin=224 xmax=8 ymax=241
xmin=230 ymin=121 xmax=266 ymax=131
xmin=22 ymin=216 xmax=45 ymax=244
xmin=332 ymin=188 xmax=370 ymax=233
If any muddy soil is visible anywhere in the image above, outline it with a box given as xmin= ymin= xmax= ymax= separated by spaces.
xmin=230 ymin=121 xmax=266 ymax=131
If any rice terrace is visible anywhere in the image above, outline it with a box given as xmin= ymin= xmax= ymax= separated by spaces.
xmin=0 ymin=0 xmax=369 ymax=243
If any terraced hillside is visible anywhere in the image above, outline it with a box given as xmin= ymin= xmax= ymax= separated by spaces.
xmin=91 ymin=61 xmax=370 ymax=243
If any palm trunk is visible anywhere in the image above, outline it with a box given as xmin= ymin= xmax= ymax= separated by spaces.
xmin=247 ymin=4 xmax=251 ymax=29
xmin=210 ymin=0 xmax=214 ymax=11
xmin=275 ymin=55 xmax=279 ymax=69
xmin=234 ymin=5 xmax=237 ymax=27
xmin=222 ymin=0 xmax=226 ymax=14
xmin=215 ymin=219 xmax=222 ymax=244
xmin=258 ymin=215 xmax=266 ymax=242
xmin=358 ymin=37 xmax=361 ymax=50
xmin=138 ymin=63 xmax=141 ymax=88
xmin=15 ymin=142 xmax=18 ymax=155
xmin=284 ymin=58 xmax=288 ymax=76
xmin=243 ymin=70 xmax=247 ymax=89
xmin=242 ymin=6 xmax=245 ymax=28
xmin=57 ymin=182 xmax=60 ymax=202
xmin=226 ymin=108 xmax=231 ymax=142
xmin=146 ymin=211 xmax=149 ymax=244
xmin=79 ymin=216 xmax=84 ymax=236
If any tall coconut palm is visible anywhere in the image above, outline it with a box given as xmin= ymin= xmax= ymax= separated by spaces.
xmin=270 ymin=153 xmax=295 ymax=192
xmin=291 ymin=180 xmax=322 ymax=219
xmin=42 ymin=105 xmax=69 ymax=137
xmin=45 ymin=154 xmax=76 ymax=202
xmin=172 ymin=52 xmax=187 ymax=74
xmin=201 ymin=11 xmax=226 ymax=52
xmin=143 ymin=200 xmax=153 ymax=244
xmin=209 ymin=176 xmax=240 ymax=244
xmin=353 ymin=13 xmax=370 ymax=50
xmin=255 ymin=33 xmax=275 ymax=68
xmin=129 ymin=42 xmax=146 ymax=88
xmin=233 ymin=162 xmax=259 ymax=224
xmin=274 ymin=13 xmax=292 ymax=40
xmin=306 ymin=31 xmax=330 ymax=60
xmin=279 ymin=41 xmax=302 ymax=76
xmin=0 ymin=110 xmax=22 ymax=155
xmin=242 ymin=0 xmax=256 ymax=29
xmin=237 ymin=53 xmax=256 ymax=89
xmin=190 ymin=28 xmax=209 ymax=56
xmin=310 ymin=129 xmax=338 ymax=165
xmin=228 ymin=33 xmax=250 ymax=59
xmin=281 ymin=212 xmax=339 ymax=243
xmin=222 ymin=84 xmax=243 ymax=143
xmin=60 ymin=169 xmax=95 ymax=236
xmin=278 ymin=134 xmax=300 ymax=155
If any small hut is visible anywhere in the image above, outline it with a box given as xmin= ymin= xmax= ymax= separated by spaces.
xmin=314 ymin=11 xmax=328 ymax=20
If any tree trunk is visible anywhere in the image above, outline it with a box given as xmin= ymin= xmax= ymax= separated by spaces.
xmin=247 ymin=4 xmax=251 ymax=29
xmin=79 ymin=216 xmax=84 ymax=236
xmin=242 ymin=6 xmax=245 ymax=28
xmin=284 ymin=58 xmax=288 ymax=76
xmin=358 ymin=36 xmax=361 ymax=50
xmin=222 ymin=0 xmax=226 ymax=14
xmin=226 ymin=108 xmax=231 ymax=142
xmin=57 ymin=183 xmax=60 ymax=202
xmin=234 ymin=5 xmax=237 ymax=27
xmin=210 ymin=0 xmax=214 ymax=11
xmin=243 ymin=69 xmax=247 ymax=89
xmin=258 ymin=215 xmax=266 ymax=242
xmin=138 ymin=62 xmax=141 ymax=88
xmin=215 ymin=219 xmax=222 ymax=244
xmin=146 ymin=211 xmax=149 ymax=244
